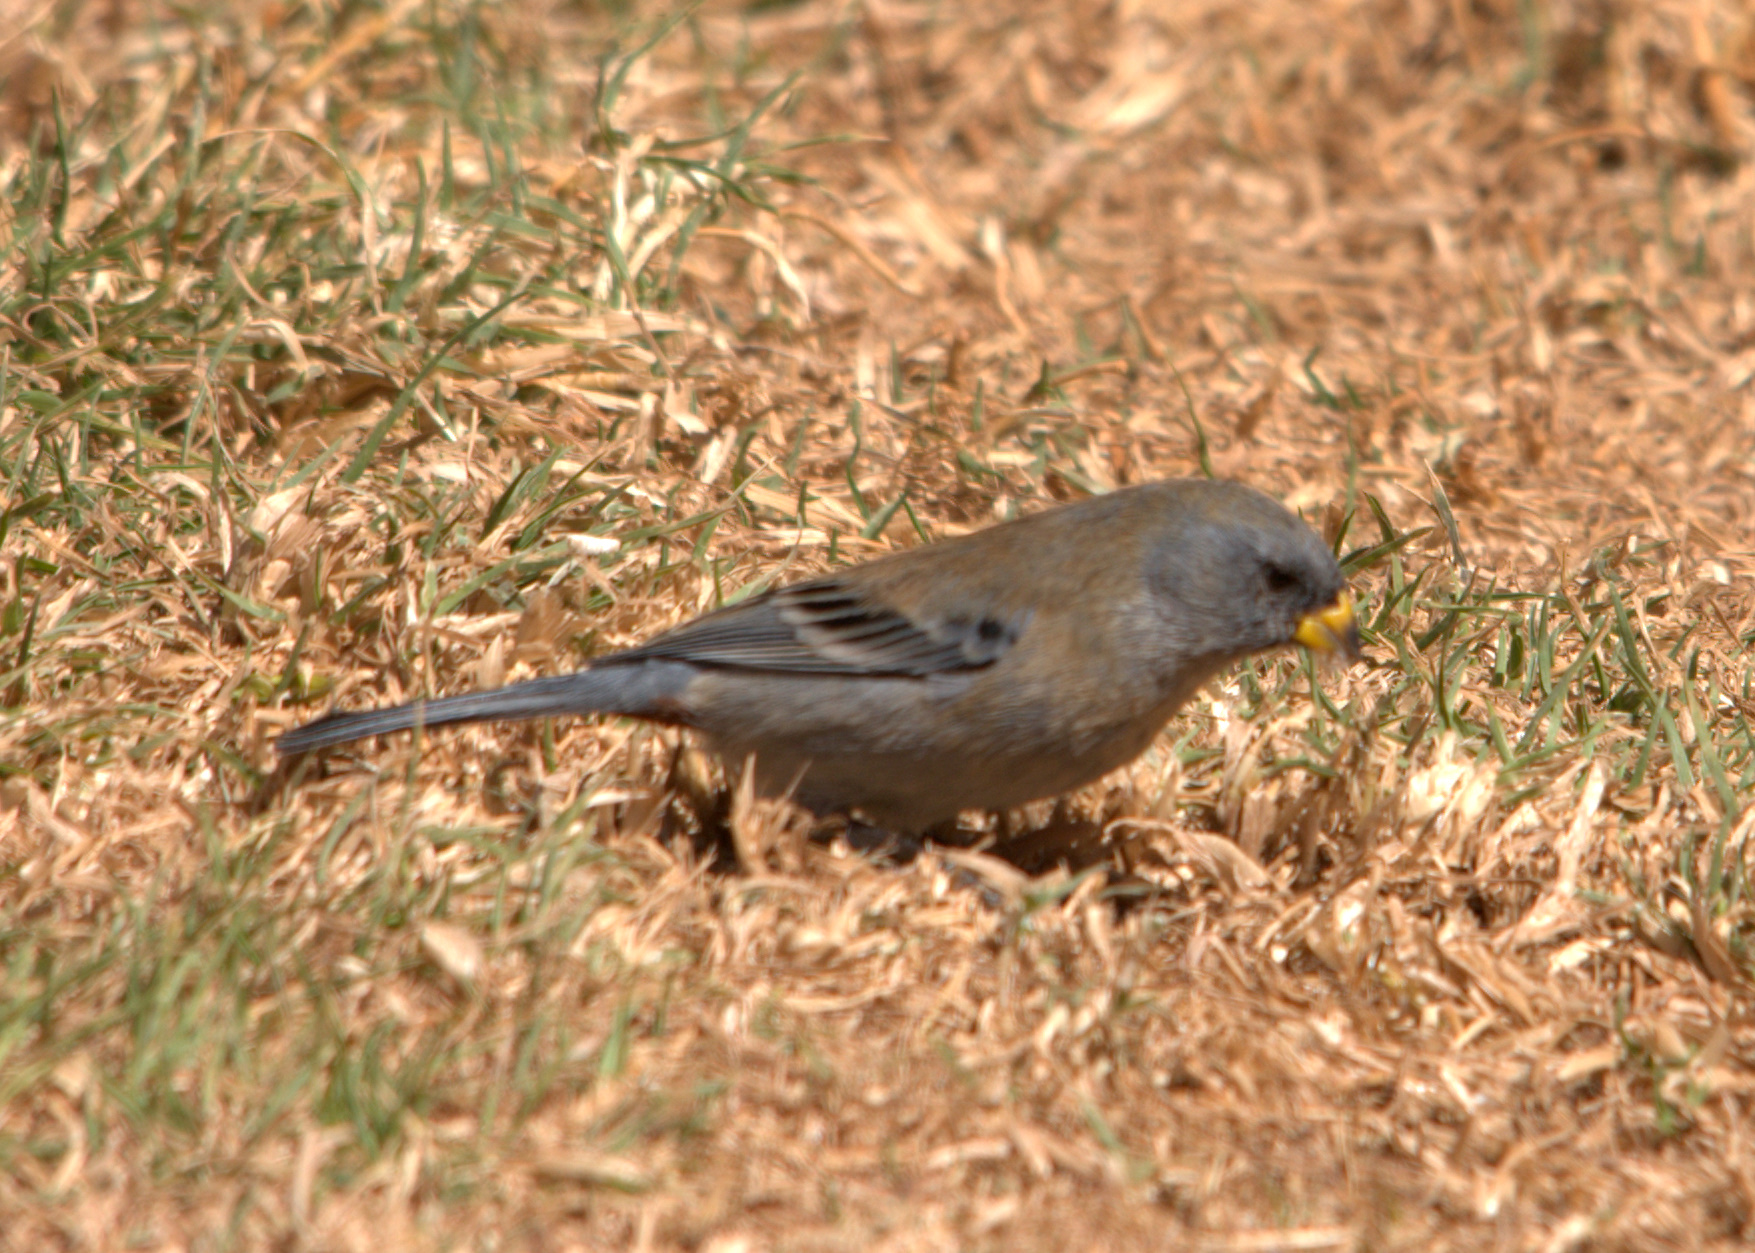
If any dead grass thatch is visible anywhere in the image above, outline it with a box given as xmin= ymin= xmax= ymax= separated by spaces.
xmin=4 ymin=0 xmax=1755 ymax=1249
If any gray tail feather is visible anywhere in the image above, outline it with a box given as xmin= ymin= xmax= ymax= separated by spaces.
xmin=274 ymin=663 xmax=690 ymax=755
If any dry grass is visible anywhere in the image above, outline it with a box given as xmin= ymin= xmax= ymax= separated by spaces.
xmin=4 ymin=0 xmax=1755 ymax=1248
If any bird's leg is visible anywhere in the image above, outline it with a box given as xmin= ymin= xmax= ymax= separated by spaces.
xmin=839 ymin=819 xmax=926 ymax=863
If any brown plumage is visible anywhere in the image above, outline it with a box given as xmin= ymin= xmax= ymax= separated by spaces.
xmin=277 ymin=479 xmax=1359 ymax=831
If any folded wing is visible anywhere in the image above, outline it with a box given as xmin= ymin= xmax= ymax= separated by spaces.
xmin=616 ymin=577 xmax=1028 ymax=676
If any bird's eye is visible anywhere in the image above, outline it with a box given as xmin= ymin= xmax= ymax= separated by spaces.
xmin=1263 ymin=563 xmax=1299 ymax=593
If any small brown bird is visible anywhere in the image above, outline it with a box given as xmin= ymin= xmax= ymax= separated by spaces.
xmin=277 ymin=479 xmax=1359 ymax=831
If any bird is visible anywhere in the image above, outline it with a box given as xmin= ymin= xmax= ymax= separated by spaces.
xmin=275 ymin=478 xmax=1360 ymax=832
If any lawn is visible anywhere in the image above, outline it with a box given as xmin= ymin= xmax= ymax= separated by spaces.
xmin=3 ymin=1 xmax=1755 ymax=1248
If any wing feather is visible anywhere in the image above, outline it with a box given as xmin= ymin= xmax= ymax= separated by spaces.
xmin=613 ymin=576 xmax=1027 ymax=676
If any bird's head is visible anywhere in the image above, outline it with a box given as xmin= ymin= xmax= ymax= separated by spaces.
xmin=1143 ymin=480 xmax=1360 ymax=665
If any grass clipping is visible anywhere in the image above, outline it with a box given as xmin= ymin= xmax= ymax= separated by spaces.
xmin=4 ymin=1 xmax=1755 ymax=1249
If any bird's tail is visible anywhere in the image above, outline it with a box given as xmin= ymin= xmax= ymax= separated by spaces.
xmin=274 ymin=662 xmax=694 ymax=755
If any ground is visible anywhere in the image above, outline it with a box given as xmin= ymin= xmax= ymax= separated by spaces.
xmin=4 ymin=1 xmax=1755 ymax=1249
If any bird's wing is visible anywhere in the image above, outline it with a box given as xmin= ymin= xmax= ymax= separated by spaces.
xmin=614 ymin=576 xmax=1028 ymax=676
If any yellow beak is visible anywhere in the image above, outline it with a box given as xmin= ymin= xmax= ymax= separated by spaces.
xmin=1294 ymin=591 xmax=1361 ymax=660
